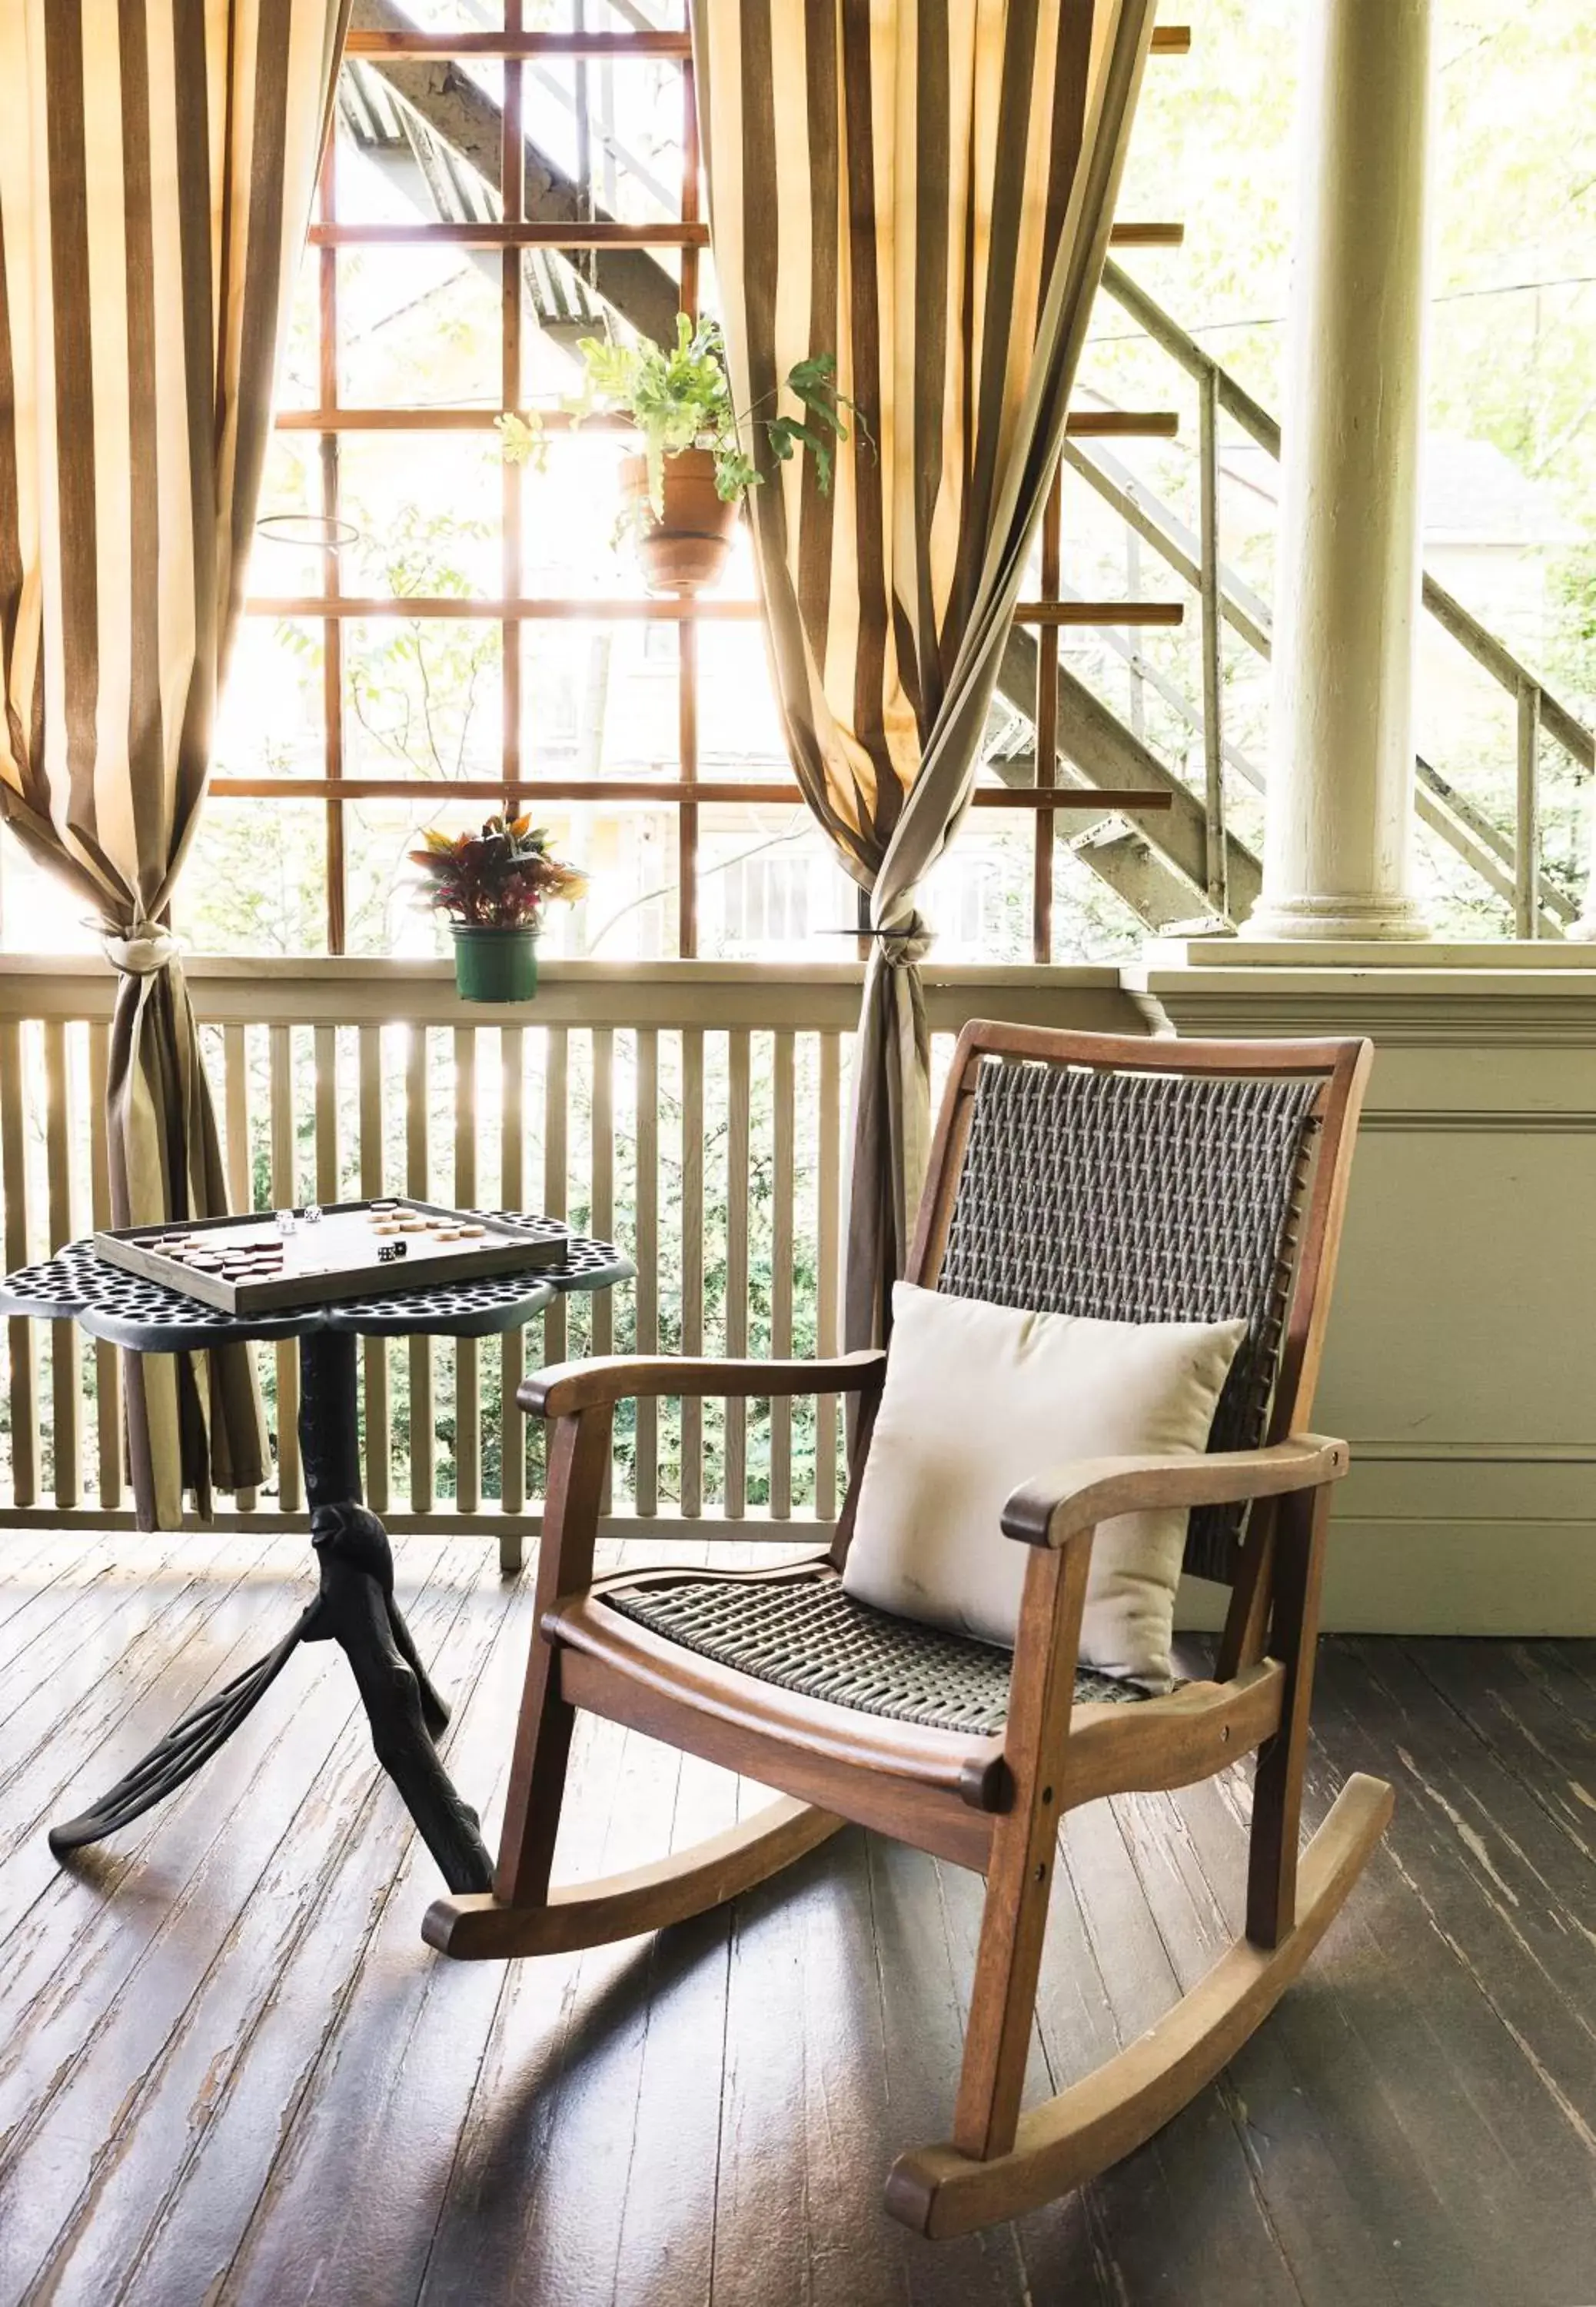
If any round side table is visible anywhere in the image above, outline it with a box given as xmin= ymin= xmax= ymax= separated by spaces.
xmin=0 ymin=1218 xmax=633 ymax=1894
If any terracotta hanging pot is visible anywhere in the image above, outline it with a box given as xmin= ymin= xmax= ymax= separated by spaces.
xmin=620 ymin=447 xmax=739 ymax=594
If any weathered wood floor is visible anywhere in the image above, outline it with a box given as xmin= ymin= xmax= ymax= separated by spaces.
xmin=0 ymin=1532 xmax=1592 ymax=2307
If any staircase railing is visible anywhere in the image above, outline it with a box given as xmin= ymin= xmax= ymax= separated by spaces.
xmin=1076 ymin=257 xmax=1594 ymax=938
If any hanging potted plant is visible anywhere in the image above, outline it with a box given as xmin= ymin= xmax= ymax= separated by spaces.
xmin=499 ymin=315 xmax=863 ymax=594
xmin=410 ymin=813 xmax=587 ymax=1004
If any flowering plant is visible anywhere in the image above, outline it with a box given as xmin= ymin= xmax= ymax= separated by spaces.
xmin=408 ymin=814 xmax=587 ymax=930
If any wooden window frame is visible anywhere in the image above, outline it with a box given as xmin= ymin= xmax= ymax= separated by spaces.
xmin=232 ymin=15 xmax=1184 ymax=960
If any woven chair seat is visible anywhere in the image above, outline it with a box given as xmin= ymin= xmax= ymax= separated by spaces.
xmin=601 ymin=1568 xmax=1150 ymax=1738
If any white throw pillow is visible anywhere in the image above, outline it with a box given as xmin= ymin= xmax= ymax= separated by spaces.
xmin=841 ymin=1283 xmax=1248 ymax=1693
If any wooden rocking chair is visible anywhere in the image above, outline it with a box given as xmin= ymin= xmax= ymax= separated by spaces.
xmin=425 ymin=1022 xmax=1392 ymax=2239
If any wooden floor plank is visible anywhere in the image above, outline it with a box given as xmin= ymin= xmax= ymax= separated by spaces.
xmin=1050 ymin=1794 xmax=1308 ymax=2307
xmin=3 ymin=1559 xmax=1596 ymax=2307
xmin=793 ymin=1829 xmax=908 ymax=2307
xmin=863 ymin=1835 xmax=1031 ymax=2307
xmin=1123 ymin=1773 xmax=1423 ymax=2307
xmin=0 ymin=1538 xmax=306 ymax=2129
xmin=483 ymin=1723 xmax=698 ymax=2307
xmin=0 ymin=1534 xmax=285 ymax=1889
xmin=1314 ymin=1643 xmax=1596 ymax=2129
xmin=417 ymin=1710 xmax=648 ymax=2304
xmin=1165 ymin=1755 xmax=1555 ymax=2307
xmin=709 ymin=1809 xmax=820 ymax=2307
xmin=0 ymin=1543 xmax=481 ymax=2302
xmin=0 ymin=1531 xmax=105 ymax=1643
xmin=134 ymin=1545 xmax=515 ymax=2307
xmin=933 ymin=1838 xmax=1109 ymax=2302
xmin=1397 ymin=1636 xmax=1596 ymax=1860
xmin=0 ymin=1535 xmax=191 ymax=1736
xmin=607 ymin=1743 xmax=737 ymax=2307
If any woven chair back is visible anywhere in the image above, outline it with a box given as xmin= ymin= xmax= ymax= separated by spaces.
xmin=915 ymin=1031 xmax=1362 ymax=1580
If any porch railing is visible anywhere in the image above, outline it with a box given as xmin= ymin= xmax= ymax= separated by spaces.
xmin=0 ymin=957 xmax=1135 ymax=1563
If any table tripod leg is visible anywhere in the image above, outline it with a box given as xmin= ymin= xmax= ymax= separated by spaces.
xmin=46 ymin=1325 xmax=494 ymax=1893
xmin=48 ymin=1612 xmax=313 ymax=1855
xmin=300 ymin=1330 xmax=494 ymax=1895
xmin=304 ymin=1504 xmax=493 ymax=1893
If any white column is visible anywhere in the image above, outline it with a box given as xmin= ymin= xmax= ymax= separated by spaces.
xmin=1246 ymin=0 xmax=1433 ymax=942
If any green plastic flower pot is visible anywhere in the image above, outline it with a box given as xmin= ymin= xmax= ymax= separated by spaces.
xmin=452 ymin=925 xmax=538 ymax=1004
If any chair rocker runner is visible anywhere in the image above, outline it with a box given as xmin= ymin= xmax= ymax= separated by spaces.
xmin=425 ymin=1021 xmax=1391 ymax=2239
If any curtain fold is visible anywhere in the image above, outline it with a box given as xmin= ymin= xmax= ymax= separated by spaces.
xmin=0 ymin=0 xmax=351 ymax=1526
xmin=696 ymin=0 xmax=1158 ymax=1350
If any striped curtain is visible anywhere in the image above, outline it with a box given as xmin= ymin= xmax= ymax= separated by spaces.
xmin=696 ymin=0 xmax=1156 ymax=1349
xmin=0 ymin=1 xmax=349 ymax=1526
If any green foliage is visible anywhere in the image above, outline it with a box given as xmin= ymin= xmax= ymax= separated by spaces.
xmin=507 ymin=314 xmax=866 ymax=521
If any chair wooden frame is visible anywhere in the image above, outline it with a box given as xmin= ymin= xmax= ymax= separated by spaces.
xmin=424 ymin=1021 xmax=1390 ymax=2239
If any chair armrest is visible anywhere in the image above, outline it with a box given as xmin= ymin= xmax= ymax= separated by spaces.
xmin=521 ymin=1350 xmax=888 ymax=1420
xmin=1002 ymin=1434 xmax=1349 ymax=1551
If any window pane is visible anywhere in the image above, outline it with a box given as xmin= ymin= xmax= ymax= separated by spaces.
xmin=367 ymin=2 xmax=504 ymax=28
xmin=696 ymin=621 xmax=789 ymax=776
xmin=344 ymin=618 xmax=504 ymax=784
xmin=918 ymin=815 xmax=1034 ymax=964
xmin=1051 ymin=839 xmax=1153 ymax=964
xmin=522 ymin=436 xmax=651 ymax=599
xmin=249 ymin=433 xmax=331 ymax=597
xmin=335 ymin=60 xmax=507 ymax=224
xmin=337 ymin=248 xmax=501 ymax=411
xmin=696 ymin=804 xmax=856 ymax=963
xmin=343 ymin=795 xmax=461 ymax=957
xmin=520 ymin=620 xmax=679 ymax=778
xmin=274 ymin=249 xmax=321 ymax=411
xmin=177 ymin=801 xmax=329 ymax=954
xmin=520 ymin=62 xmax=685 ymax=228
xmin=0 ymin=844 xmax=101 ymax=955
xmin=518 ymin=439 xmax=759 ymax=602
xmin=340 ymin=433 xmax=503 ymax=599
xmin=542 ymin=1 xmax=687 ymax=25
xmin=553 ymin=801 xmax=678 ymax=959
xmin=216 ymin=618 xmax=325 ymax=781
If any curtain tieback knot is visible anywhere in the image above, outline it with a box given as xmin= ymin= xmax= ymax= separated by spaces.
xmin=101 ymin=920 xmax=180 ymax=977
xmin=873 ymin=908 xmax=934 ymax=970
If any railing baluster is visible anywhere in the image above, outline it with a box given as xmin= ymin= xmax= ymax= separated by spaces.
xmin=358 ymin=1024 xmax=390 ymax=1513
xmin=269 ymin=1023 xmax=301 ymax=1512
xmin=634 ymin=1027 xmax=659 ymax=1518
xmin=543 ymin=1027 xmax=568 ymax=1371
xmin=86 ymin=1023 xmax=121 ymax=1510
xmin=223 ymin=1025 xmax=252 ymax=1212
xmin=724 ymin=1027 xmax=750 ymax=1517
xmin=1516 ymin=677 xmax=1541 ymax=940
xmin=223 ymin=1024 xmax=258 ymax=1511
xmin=43 ymin=1022 xmax=79 ymax=1510
xmin=407 ymin=1025 xmax=434 ymax=1514
xmin=499 ymin=1023 xmax=526 ymax=1566
xmin=815 ymin=1030 xmax=841 ymax=1522
xmin=1 ymin=1020 xmax=38 ymax=1509
xmin=680 ymin=1026 xmax=704 ymax=1516
xmin=591 ymin=1027 xmax=615 ymax=1513
xmin=590 ymin=1027 xmax=614 ymax=1357
xmin=454 ymin=1026 xmax=480 ymax=1513
xmin=770 ymin=1030 xmax=794 ymax=1518
xmin=1198 ymin=361 xmax=1228 ymax=921
xmin=314 ymin=1024 xmax=339 ymax=1205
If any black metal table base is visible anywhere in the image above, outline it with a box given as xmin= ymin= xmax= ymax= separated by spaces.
xmin=49 ymin=1331 xmax=495 ymax=1895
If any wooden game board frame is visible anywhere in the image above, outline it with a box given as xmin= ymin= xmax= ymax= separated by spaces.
xmin=92 ymin=1198 xmax=569 ymax=1317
